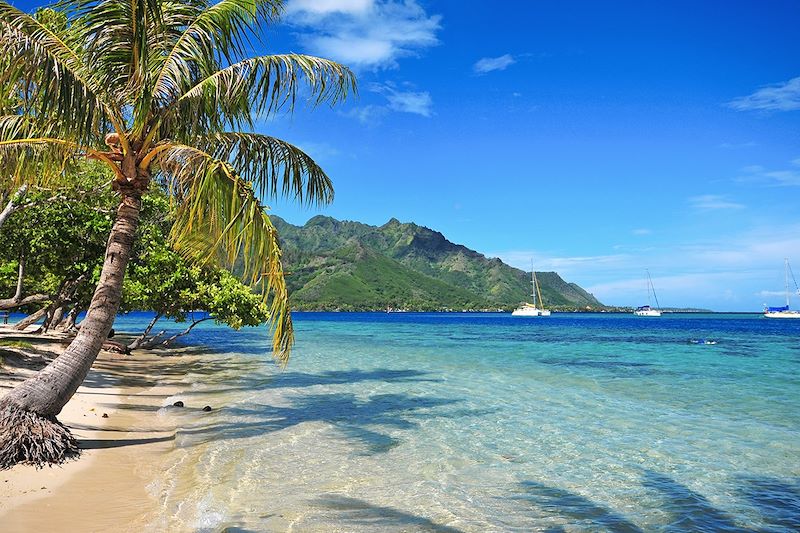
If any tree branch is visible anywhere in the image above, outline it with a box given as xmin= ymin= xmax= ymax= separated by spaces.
xmin=127 ymin=313 xmax=163 ymax=351
xmin=0 ymin=293 xmax=50 ymax=310
xmin=160 ymin=316 xmax=212 ymax=346
xmin=0 ymin=184 xmax=27 ymax=231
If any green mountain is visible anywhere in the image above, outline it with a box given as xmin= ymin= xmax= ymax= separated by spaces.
xmin=271 ymin=215 xmax=604 ymax=311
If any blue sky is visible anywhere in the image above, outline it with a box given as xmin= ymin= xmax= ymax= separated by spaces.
xmin=258 ymin=0 xmax=800 ymax=311
xmin=16 ymin=0 xmax=800 ymax=310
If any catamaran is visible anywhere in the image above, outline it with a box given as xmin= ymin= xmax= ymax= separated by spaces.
xmin=512 ymin=262 xmax=551 ymax=317
xmin=764 ymin=258 xmax=800 ymax=319
xmin=634 ymin=270 xmax=661 ymax=317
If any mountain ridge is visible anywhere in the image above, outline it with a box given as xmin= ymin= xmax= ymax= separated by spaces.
xmin=271 ymin=215 xmax=604 ymax=311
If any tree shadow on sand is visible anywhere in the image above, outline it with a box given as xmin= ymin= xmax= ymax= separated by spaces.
xmin=311 ymin=495 xmax=465 ymax=533
xmin=513 ymin=480 xmax=643 ymax=533
xmin=513 ymin=472 xmax=800 ymax=532
xmin=174 ymin=392 xmax=461 ymax=455
xmin=735 ymin=475 xmax=800 ymax=531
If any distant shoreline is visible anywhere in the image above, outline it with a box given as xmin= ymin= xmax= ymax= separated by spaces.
xmin=291 ymin=309 xmax=765 ymax=315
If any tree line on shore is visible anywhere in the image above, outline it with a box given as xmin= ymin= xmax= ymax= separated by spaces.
xmin=0 ymin=162 xmax=269 ymax=351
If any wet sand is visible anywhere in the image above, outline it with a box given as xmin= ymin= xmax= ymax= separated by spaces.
xmin=0 ymin=327 xmax=194 ymax=532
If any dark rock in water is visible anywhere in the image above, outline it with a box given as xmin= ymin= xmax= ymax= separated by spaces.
xmin=202 ymin=405 xmax=212 ymax=412
xmin=173 ymin=401 xmax=184 ymax=407
xmin=101 ymin=413 xmax=108 ymax=418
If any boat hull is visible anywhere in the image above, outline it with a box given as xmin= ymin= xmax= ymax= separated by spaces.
xmin=512 ymin=307 xmax=551 ymax=317
xmin=634 ymin=309 xmax=661 ymax=317
xmin=764 ymin=311 xmax=800 ymax=319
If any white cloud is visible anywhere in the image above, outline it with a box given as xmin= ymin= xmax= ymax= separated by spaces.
xmin=728 ymin=76 xmax=800 ymax=112
xmin=343 ymin=84 xmax=432 ymax=122
xmin=283 ymin=0 xmax=441 ymax=69
xmin=487 ymin=251 xmax=631 ymax=273
xmin=370 ymin=83 xmax=432 ymax=116
xmin=736 ymin=159 xmax=800 ymax=187
xmin=758 ymin=290 xmax=789 ymax=298
xmin=688 ymin=194 xmax=745 ymax=210
xmin=285 ymin=0 xmax=372 ymax=16
xmin=473 ymin=54 xmax=516 ymax=74
xmin=484 ymin=224 xmax=800 ymax=311
xmin=341 ymin=104 xmax=387 ymax=125
xmin=632 ymin=228 xmax=652 ymax=236
xmin=293 ymin=141 xmax=341 ymax=160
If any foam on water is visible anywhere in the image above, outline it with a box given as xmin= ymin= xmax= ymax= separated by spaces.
xmin=114 ymin=312 xmax=800 ymax=532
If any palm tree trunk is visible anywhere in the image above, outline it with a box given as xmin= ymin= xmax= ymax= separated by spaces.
xmin=0 ymin=186 xmax=142 ymax=469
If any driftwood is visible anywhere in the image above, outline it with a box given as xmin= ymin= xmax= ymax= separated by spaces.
xmin=126 ymin=313 xmax=163 ymax=351
xmin=15 ymin=307 xmax=48 ymax=331
xmin=101 ymin=340 xmax=131 ymax=355
xmin=135 ymin=317 xmax=211 ymax=350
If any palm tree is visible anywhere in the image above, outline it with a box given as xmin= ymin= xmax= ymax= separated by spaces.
xmin=0 ymin=0 xmax=355 ymax=468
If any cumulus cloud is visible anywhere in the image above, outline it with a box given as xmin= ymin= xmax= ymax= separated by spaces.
xmin=473 ymin=54 xmax=516 ymax=74
xmin=688 ymin=194 xmax=745 ymax=210
xmin=283 ymin=0 xmax=441 ymax=69
xmin=632 ymin=228 xmax=652 ymax=236
xmin=728 ymin=76 xmax=800 ymax=112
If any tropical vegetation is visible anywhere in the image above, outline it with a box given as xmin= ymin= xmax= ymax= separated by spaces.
xmin=273 ymin=215 xmax=604 ymax=311
xmin=0 ymin=0 xmax=355 ymax=468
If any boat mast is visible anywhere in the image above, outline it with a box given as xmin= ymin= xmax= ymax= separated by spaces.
xmin=535 ymin=271 xmax=545 ymax=309
xmin=530 ymin=259 xmax=536 ymax=307
xmin=647 ymin=269 xmax=661 ymax=310
xmin=785 ymin=258 xmax=790 ymax=307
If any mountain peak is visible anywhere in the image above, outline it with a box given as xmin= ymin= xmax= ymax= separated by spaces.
xmin=382 ymin=217 xmax=402 ymax=227
xmin=305 ymin=215 xmax=337 ymax=227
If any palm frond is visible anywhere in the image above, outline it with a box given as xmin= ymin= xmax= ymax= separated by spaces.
xmin=190 ymin=132 xmax=334 ymax=206
xmin=70 ymin=0 xmax=189 ymax=135
xmin=151 ymin=0 xmax=281 ymax=107
xmin=161 ymin=54 xmax=356 ymax=137
xmin=0 ymin=115 xmax=78 ymax=183
xmin=0 ymin=1 xmax=116 ymax=145
xmin=158 ymin=143 xmax=294 ymax=362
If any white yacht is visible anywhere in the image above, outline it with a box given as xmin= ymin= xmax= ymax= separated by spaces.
xmin=512 ymin=263 xmax=551 ymax=317
xmin=634 ymin=270 xmax=662 ymax=317
xmin=764 ymin=258 xmax=800 ymax=319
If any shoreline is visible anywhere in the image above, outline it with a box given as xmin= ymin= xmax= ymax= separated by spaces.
xmin=0 ymin=327 xmax=190 ymax=532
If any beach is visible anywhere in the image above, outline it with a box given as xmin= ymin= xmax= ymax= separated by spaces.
xmin=0 ymin=326 xmax=186 ymax=533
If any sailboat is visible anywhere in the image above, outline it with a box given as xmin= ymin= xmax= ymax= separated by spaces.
xmin=633 ymin=270 xmax=662 ymax=317
xmin=764 ymin=258 xmax=800 ymax=319
xmin=512 ymin=262 xmax=551 ymax=317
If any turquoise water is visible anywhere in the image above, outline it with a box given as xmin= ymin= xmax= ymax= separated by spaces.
xmin=116 ymin=312 xmax=799 ymax=532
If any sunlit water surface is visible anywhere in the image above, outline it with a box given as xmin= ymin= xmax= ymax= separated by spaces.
xmin=113 ymin=312 xmax=800 ymax=532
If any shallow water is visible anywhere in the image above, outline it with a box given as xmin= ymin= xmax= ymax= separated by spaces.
xmin=114 ymin=312 xmax=800 ymax=532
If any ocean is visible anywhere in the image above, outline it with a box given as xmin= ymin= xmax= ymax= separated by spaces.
xmin=114 ymin=312 xmax=799 ymax=532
